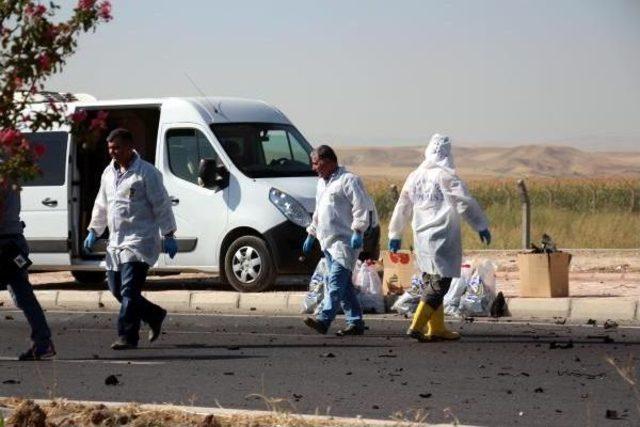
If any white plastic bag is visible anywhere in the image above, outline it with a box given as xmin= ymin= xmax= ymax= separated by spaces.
xmin=301 ymin=258 xmax=329 ymax=314
xmin=444 ymin=259 xmax=497 ymax=317
xmin=354 ymin=261 xmax=385 ymax=314
xmin=390 ymin=274 xmax=426 ymax=315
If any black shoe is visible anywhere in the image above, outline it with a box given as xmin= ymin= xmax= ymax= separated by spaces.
xmin=406 ymin=328 xmax=424 ymax=340
xmin=303 ymin=317 xmax=328 ymax=335
xmin=110 ymin=338 xmax=137 ymax=350
xmin=148 ymin=309 xmax=167 ymax=342
xmin=336 ymin=324 xmax=365 ymax=336
xmin=18 ymin=342 xmax=56 ymax=361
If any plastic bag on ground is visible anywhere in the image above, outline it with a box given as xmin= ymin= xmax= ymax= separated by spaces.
xmin=391 ymin=274 xmax=427 ymax=315
xmin=444 ymin=259 xmax=497 ymax=317
xmin=353 ymin=260 xmax=385 ymax=314
xmin=301 ymin=257 xmax=329 ymax=314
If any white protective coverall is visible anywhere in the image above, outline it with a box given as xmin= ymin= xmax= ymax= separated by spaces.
xmin=88 ymin=153 xmax=176 ymax=271
xmin=388 ymin=134 xmax=488 ymax=278
xmin=307 ymin=166 xmax=375 ymax=270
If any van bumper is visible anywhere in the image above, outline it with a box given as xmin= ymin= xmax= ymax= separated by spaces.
xmin=264 ymin=221 xmax=321 ymax=274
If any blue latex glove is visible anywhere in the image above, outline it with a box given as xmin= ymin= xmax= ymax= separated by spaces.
xmin=163 ymin=236 xmax=178 ymax=259
xmin=302 ymin=234 xmax=316 ymax=255
xmin=479 ymin=229 xmax=492 ymax=245
xmin=83 ymin=230 xmax=97 ymax=252
xmin=350 ymin=232 xmax=363 ymax=250
xmin=389 ymin=238 xmax=401 ymax=253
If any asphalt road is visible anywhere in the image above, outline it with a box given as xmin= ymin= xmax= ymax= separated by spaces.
xmin=1 ymin=311 xmax=639 ymax=426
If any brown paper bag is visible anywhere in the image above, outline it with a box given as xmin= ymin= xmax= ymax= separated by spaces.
xmin=381 ymin=250 xmax=419 ymax=295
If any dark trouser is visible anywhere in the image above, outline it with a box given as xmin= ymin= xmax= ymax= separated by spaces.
xmin=0 ymin=235 xmax=52 ymax=347
xmin=420 ymin=273 xmax=453 ymax=310
xmin=107 ymin=262 xmax=164 ymax=344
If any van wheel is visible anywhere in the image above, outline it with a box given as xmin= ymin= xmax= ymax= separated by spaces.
xmin=71 ymin=271 xmax=106 ymax=286
xmin=224 ymin=236 xmax=276 ymax=292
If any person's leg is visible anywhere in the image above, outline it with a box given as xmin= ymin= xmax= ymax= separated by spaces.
xmin=107 ymin=268 xmax=127 ymax=340
xmin=116 ymin=262 xmax=150 ymax=346
xmin=315 ymin=252 xmax=341 ymax=328
xmin=422 ymin=276 xmax=458 ymax=341
xmin=6 ymin=269 xmax=53 ymax=351
xmin=137 ymin=276 xmax=167 ymax=343
xmin=335 ymin=262 xmax=364 ymax=332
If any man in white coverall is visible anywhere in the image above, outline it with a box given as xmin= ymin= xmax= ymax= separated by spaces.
xmin=388 ymin=134 xmax=491 ymax=341
xmin=302 ymin=145 xmax=376 ymax=336
xmin=84 ymin=128 xmax=178 ymax=350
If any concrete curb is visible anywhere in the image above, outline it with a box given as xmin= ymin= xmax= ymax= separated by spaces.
xmin=1 ymin=290 xmax=639 ymax=323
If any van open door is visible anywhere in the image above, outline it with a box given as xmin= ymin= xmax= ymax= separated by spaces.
xmin=21 ymin=131 xmax=71 ymax=267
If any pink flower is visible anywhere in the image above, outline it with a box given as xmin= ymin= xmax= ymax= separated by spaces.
xmin=0 ymin=129 xmax=21 ymax=146
xmin=37 ymin=53 xmax=52 ymax=71
xmin=98 ymin=1 xmax=112 ymax=20
xmin=89 ymin=111 xmax=109 ymax=132
xmin=70 ymin=110 xmax=88 ymax=123
xmin=25 ymin=3 xmax=47 ymax=17
xmin=77 ymin=0 xmax=97 ymax=11
xmin=33 ymin=144 xmax=46 ymax=157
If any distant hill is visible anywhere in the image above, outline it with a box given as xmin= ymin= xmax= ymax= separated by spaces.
xmin=336 ymin=145 xmax=640 ymax=180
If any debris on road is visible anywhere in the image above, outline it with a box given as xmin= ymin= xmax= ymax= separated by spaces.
xmin=320 ymin=352 xmax=336 ymax=358
xmin=2 ymin=379 xmax=20 ymax=384
xmin=104 ymin=375 xmax=120 ymax=386
xmin=603 ymin=319 xmax=618 ymax=329
xmin=549 ymin=340 xmax=574 ymax=349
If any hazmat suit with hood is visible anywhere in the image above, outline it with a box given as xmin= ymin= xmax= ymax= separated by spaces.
xmin=388 ymin=133 xmax=490 ymax=341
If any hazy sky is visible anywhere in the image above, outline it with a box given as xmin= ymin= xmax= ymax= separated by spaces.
xmin=47 ymin=0 xmax=640 ymax=149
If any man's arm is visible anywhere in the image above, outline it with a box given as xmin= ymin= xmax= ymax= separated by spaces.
xmin=145 ymin=168 xmax=177 ymax=236
xmin=342 ymin=174 xmax=370 ymax=234
xmin=442 ymin=174 xmax=489 ymax=232
xmin=88 ymin=173 xmax=109 ymax=236
xmin=388 ymin=172 xmax=415 ymax=240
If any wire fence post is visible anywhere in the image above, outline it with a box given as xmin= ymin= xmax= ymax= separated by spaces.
xmin=517 ymin=179 xmax=530 ymax=249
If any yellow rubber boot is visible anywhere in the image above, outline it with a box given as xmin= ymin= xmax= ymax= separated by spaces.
xmin=407 ymin=301 xmax=435 ymax=340
xmin=425 ymin=305 xmax=460 ymax=341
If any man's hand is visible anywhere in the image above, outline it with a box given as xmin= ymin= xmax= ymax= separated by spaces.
xmin=163 ymin=236 xmax=178 ymax=259
xmin=302 ymin=234 xmax=316 ymax=255
xmin=83 ymin=230 xmax=97 ymax=252
xmin=350 ymin=232 xmax=363 ymax=250
xmin=388 ymin=238 xmax=401 ymax=253
xmin=479 ymin=229 xmax=492 ymax=245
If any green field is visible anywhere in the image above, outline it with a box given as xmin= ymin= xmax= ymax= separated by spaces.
xmin=367 ymin=177 xmax=640 ymax=249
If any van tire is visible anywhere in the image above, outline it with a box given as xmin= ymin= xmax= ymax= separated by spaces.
xmin=71 ymin=271 xmax=106 ymax=286
xmin=224 ymin=235 xmax=276 ymax=292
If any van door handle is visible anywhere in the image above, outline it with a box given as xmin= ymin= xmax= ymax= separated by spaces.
xmin=170 ymin=197 xmax=180 ymax=206
xmin=42 ymin=198 xmax=58 ymax=207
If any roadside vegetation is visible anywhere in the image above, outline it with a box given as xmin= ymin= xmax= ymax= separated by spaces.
xmin=367 ymin=177 xmax=640 ymax=249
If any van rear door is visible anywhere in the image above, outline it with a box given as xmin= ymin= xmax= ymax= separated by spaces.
xmin=21 ymin=131 xmax=71 ymax=267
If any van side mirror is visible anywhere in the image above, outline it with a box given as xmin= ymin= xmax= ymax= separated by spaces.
xmin=198 ymin=158 xmax=229 ymax=191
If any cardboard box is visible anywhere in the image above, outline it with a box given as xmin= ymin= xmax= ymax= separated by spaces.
xmin=381 ymin=250 xmax=420 ymax=295
xmin=517 ymin=252 xmax=572 ymax=297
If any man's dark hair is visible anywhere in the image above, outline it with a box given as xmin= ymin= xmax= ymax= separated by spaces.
xmin=107 ymin=128 xmax=133 ymax=144
xmin=313 ymin=145 xmax=338 ymax=162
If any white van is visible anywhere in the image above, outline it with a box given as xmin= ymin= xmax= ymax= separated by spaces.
xmin=20 ymin=94 xmax=322 ymax=291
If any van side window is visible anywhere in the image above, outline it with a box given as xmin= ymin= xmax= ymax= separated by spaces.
xmin=22 ymin=131 xmax=68 ymax=186
xmin=166 ymin=128 xmax=217 ymax=185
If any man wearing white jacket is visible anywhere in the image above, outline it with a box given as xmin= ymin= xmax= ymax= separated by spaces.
xmin=388 ymin=134 xmax=491 ymax=341
xmin=302 ymin=145 xmax=376 ymax=336
xmin=84 ymin=128 xmax=178 ymax=350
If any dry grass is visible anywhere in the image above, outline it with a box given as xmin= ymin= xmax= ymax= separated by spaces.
xmin=364 ymin=177 xmax=640 ymax=249
xmin=0 ymin=398 xmax=424 ymax=427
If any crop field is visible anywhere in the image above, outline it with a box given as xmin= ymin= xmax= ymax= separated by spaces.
xmin=366 ymin=177 xmax=640 ymax=249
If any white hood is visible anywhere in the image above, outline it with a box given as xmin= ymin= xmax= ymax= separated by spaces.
xmin=420 ymin=133 xmax=455 ymax=174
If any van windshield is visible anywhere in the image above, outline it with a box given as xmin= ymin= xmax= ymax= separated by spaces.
xmin=210 ymin=123 xmax=316 ymax=178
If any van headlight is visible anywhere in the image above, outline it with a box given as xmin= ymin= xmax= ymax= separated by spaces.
xmin=269 ymin=188 xmax=312 ymax=228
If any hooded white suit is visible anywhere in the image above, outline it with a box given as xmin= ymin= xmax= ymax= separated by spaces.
xmin=388 ymin=134 xmax=488 ymax=278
